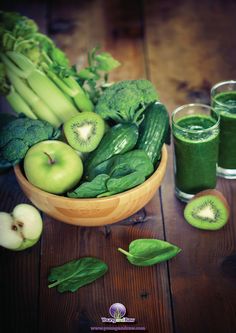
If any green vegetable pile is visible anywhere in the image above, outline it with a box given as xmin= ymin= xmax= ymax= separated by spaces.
xmin=0 ymin=11 xmax=170 ymax=197
xmin=0 ymin=11 xmax=119 ymax=127
xmin=68 ymin=102 xmax=169 ymax=198
xmin=68 ymin=150 xmax=154 ymax=198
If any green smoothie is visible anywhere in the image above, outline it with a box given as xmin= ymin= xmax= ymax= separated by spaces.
xmin=174 ymin=115 xmax=219 ymax=194
xmin=213 ymin=91 xmax=236 ymax=169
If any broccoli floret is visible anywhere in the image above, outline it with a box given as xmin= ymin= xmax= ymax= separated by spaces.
xmin=2 ymin=139 xmax=28 ymax=164
xmin=95 ymin=79 xmax=159 ymax=125
xmin=39 ymin=120 xmax=54 ymax=138
xmin=0 ymin=123 xmax=29 ymax=148
xmin=0 ymin=116 xmax=60 ymax=165
xmin=23 ymin=125 xmax=50 ymax=146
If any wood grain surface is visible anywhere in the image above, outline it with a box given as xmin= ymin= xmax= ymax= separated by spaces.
xmin=1 ymin=1 xmax=236 ymax=333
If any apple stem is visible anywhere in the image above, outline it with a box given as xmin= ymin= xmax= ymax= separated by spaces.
xmin=44 ymin=152 xmax=55 ymax=165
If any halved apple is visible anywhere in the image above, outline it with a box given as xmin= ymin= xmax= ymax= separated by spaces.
xmin=0 ymin=204 xmax=43 ymax=250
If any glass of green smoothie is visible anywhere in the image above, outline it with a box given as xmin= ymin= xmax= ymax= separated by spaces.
xmin=211 ymin=80 xmax=236 ymax=179
xmin=172 ymin=104 xmax=220 ymax=202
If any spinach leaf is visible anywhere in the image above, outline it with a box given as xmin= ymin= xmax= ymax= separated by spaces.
xmin=67 ymin=174 xmax=109 ymax=198
xmin=110 ymin=150 xmax=154 ymax=178
xmin=48 ymin=257 xmax=108 ymax=293
xmin=98 ymin=171 xmax=146 ymax=197
xmin=86 ymin=157 xmax=115 ymax=181
xmin=118 ymin=239 xmax=181 ymax=266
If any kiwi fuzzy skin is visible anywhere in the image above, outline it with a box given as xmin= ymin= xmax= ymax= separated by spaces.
xmin=193 ymin=189 xmax=230 ymax=214
xmin=184 ymin=189 xmax=230 ymax=231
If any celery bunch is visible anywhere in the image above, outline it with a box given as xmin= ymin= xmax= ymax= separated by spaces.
xmin=0 ymin=12 xmax=120 ymax=128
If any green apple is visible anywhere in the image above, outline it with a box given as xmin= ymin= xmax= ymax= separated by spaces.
xmin=0 ymin=204 xmax=43 ymax=251
xmin=24 ymin=140 xmax=83 ymax=194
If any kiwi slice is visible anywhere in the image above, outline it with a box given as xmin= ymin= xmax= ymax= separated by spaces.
xmin=184 ymin=189 xmax=230 ymax=231
xmin=64 ymin=112 xmax=105 ymax=152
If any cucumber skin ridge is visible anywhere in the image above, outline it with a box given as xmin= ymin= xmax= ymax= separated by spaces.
xmin=136 ymin=102 xmax=169 ymax=165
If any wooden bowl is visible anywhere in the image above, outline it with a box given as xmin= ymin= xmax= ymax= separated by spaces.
xmin=14 ymin=145 xmax=168 ymax=227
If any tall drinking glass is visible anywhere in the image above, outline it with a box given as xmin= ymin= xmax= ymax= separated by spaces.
xmin=172 ymin=104 xmax=220 ymax=202
xmin=211 ymin=80 xmax=236 ymax=179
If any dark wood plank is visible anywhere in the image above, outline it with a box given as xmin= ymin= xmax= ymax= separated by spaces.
xmin=37 ymin=1 xmax=174 ymax=332
xmin=0 ymin=170 xmax=41 ymax=333
xmin=144 ymin=0 xmax=236 ymax=332
xmin=0 ymin=2 xmax=47 ymax=333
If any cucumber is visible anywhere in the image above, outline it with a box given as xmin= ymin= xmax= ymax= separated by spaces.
xmin=136 ymin=102 xmax=169 ymax=165
xmin=85 ymin=123 xmax=139 ymax=175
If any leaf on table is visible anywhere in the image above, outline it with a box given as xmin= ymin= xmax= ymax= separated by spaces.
xmin=48 ymin=257 xmax=108 ymax=293
xmin=118 ymin=239 xmax=181 ymax=266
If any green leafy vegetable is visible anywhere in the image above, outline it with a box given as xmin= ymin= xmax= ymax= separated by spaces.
xmin=68 ymin=150 xmax=154 ymax=198
xmin=78 ymin=46 xmax=120 ymax=104
xmin=95 ymin=52 xmax=120 ymax=72
xmin=118 ymin=239 xmax=181 ymax=266
xmin=68 ymin=174 xmax=109 ymax=198
xmin=109 ymin=150 xmax=154 ymax=178
xmin=48 ymin=257 xmax=108 ymax=293
xmin=98 ymin=150 xmax=154 ymax=197
xmin=99 ymin=171 xmax=146 ymax=197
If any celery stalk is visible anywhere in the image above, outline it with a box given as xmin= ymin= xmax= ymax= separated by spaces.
xmin=47 ymin=72 xmax=94 ymax=112
xmin=64 ymin=76 xmax=94 ymax=112
xmin=6 ymin=69 xmax=61 ymax=128
xmin=73 ymin=93 xmax=94 ymax=112
xmin=46 ymin=70 xmax=78 ymax=96
xmin=1 ymin=53 xmax=29 ymax=78
xmin=6 ymin=88 xmax=37 ymax=119
xmin=28 ymin=69 xmax=79 ymax=122
xmin=6 ymin=52 xmax=79 ymax=122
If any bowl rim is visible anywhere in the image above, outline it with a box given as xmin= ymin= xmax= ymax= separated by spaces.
xmin=14 ymin=145 xmax=167 ymax=203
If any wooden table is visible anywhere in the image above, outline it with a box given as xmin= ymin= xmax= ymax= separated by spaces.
xmin=1 ymin=1 xmax=236 ymax=332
